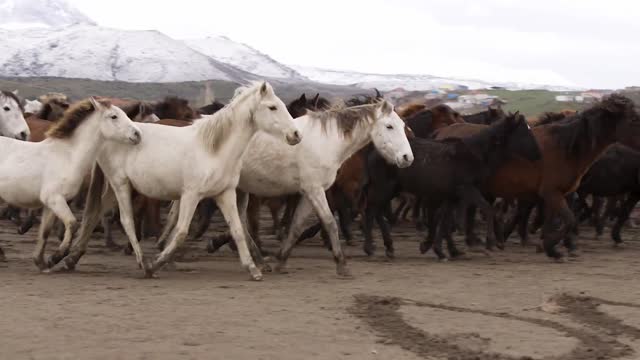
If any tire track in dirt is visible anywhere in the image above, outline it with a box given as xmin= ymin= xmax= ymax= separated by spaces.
xmin=350 ymin=294 xmax=635 ymax=360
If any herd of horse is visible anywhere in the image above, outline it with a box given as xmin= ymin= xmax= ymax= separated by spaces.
xmin=0 ymin=83 xmax=639 ymax=281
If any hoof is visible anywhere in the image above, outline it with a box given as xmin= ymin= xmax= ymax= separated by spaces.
xmin=385 ymin=249 xmax=395 ymax=259
xmin=0 ymin=251 xmax=6 ymax=263
xmin=248 ymin=266 xmax=263 ymax=281
xmin=345 ymin=239 xmax=356 ymax=247
xmin=613 ymin=242 xmax=625 ymax=249
xmin=105 ymin=241 xmax=123 ymax=251
xmin=337 ymin=264 xmax=353 ymax=278
xmin=206 ymin=238 xmax=223 ymax=254
xmin=274 ymin=262 xmax=289 ymax=274
xmin=123 ymin=246 xmax=133 ymax=256
xmin=568 ymin=251 xmax=580 ymax=258
xmin=260 ymin=263 xmax=273 ymax=273
xmin=63 ymin=256 xmax=77 ymax=271
xmin=553 ymin=257 xmax=566 ymax=263
xmin=363 ymin=243 xmax=376 ymax=257
xmin=535 ymin=245 xmax=544 ymax=253
xmin=450 ymin=250 xmax=467 ymax=259
xmin=33 ymin=258 xmax=47 ymax=271
xmin=437 ymin=257 xmax=449 ymax=263
xmin=419 ymin=241 xmax=432 ymax=254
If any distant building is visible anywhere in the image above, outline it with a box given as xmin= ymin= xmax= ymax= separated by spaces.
xmin=555 ymin=95 xmax=573 ymax=102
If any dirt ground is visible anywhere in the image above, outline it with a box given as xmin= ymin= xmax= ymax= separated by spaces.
xmin=1 ymin=210 xmax=640 ymax=360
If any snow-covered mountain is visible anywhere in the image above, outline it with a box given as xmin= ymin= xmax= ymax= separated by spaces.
xmin=0 ymin=0 xmax=94 ymax=29
xmin=0 ymin=25 xmax=253 ymax=82
xmin=0 ymin=0 xmax=580 ymax=91
xmin=292 ymin=66 xmax=582 ymax=92
xmin=183 ymin=36 xmax=306 ymax=81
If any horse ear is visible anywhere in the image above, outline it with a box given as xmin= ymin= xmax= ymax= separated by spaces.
xmin=299 ymin=93 xmax=307 ymax=102
xmin=374 ymin=88 xmax=382 ymax=99
xmin=12 ymin=89 xmax=18 ymax=96
xmin=260 ymin=82 xmax=269 ymax=96
xmin=312 ymin=93 xmax=319 ymax=105
xmin=379 ymin=100 xmax=393 ymax=115
xmin=89 ymin=97 xmax=104 ymax=111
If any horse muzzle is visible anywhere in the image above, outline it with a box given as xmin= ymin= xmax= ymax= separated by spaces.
xmin=396 ymin=153 xmax=414 ymax=168
xmin=129 ymin=130 xmax=142 ymax=145
xmin=286 ymin=130 xmax=302 ymax=145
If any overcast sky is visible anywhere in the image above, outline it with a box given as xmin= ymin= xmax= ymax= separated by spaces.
xmin=67 ymin=0 xmax=640 ymax=89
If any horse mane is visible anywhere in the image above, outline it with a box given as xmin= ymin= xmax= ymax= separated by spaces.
xmin=307 ymin=104 xmax=378 ymax=138
xmin=120 ymin=101 xmax=154 ymax=120
xmin=398 ymin=102 xmax=427 ymax=119
xmin=532 ymin=111 xmax=573 ymax=127
xmin=154 ymin=96 xmax=196 ymax=120
xmin=195 ymin=81 xmax=264 ymax=153
xmin=46 ymin=98 xmax=111 ymax=139
xmin=36 ymin=98 xmax=69 ymax=121
xmin=199 ymin=101 xmax=226 ymax=115
xmin=344 ymin=90 xmax=383 ymax=107
xmin=1 ymin=91 xmax=24 ymax=112
xmin=549 ymin=94 xmax=634 ymax=157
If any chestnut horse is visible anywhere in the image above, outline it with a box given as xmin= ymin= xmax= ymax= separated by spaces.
xmin=434 ymin=94 xmax=640 ymax=260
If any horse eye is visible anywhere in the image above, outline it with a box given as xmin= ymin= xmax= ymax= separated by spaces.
xmin=268 ymin=106 xmax=277 ymax=111
xmin=386 ymin=124 xmax=393 ymax=130
xmin=110 ymin=115 xmax=117 ymax=120
xmin=3 ymin=106 xmax=9 ymax=111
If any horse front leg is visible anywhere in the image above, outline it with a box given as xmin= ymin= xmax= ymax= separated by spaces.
xmin=274 ymin=195 xmax=315 ymax=274
xmin=460 ymin=187 xmax=496 ymax=251
xmin=211 ymin=189 xmax=262 ymax=280
xmin=59 ymin=165 xmax=116 ymax=271
xmin=541 ymin=192 xmax=575 ymax=261
xmin=45 ymin=195 xmax=80 ymax=268
xmin=156 ymin=200 xmax=179 ymax=250
xmin=236 ymin=191 xmax=268 ymax=271
xmin=32 ymin=207 xmax=56 ymax=271
xmin=150 ymin=193 xmax=201 ymax=277
xmin=611 ymin=192 xmax=640 ymax=246
xmin=111 ymin=181 xmax=152 ymax=276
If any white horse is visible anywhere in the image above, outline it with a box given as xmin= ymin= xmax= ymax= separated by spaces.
xmin=162 ymin=100 xmax=414 ymax=277
xmin=56 ymin=82 xmax=301 ymax=280
xmin=0 ymin=98 xmax=141 ymax=268
xmin=0 ymin=90 xmax=30 ymax=140
xmin=24 ymin=99 xmax=43 ymax=116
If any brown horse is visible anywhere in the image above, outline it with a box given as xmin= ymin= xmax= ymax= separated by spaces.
xmin=434 ymin=94 xmax=640 ymax=259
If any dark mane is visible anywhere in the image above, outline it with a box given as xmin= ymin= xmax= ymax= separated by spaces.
xmin=534 ymin=111 xmax=573 ymax=127
xmin=37 ymin=98 xmax=69 ymax=121
xmin=287 ymin=93 xmax=331 ymax=118
xmin=549 ymin=94 xmax=635 ymax=157
xmin=308 ymin=104 xmax=377 ymax=138
xmin=1 ymin=91 xmax=24 ymax=112
xmin=154 ymin=96 xmax=196 ymax=120
xmin=46 ymin=99 xmax=111 ymax=139
xmin=463 ymin=105 xmax=505 ymax=125
xmin=398 ymin=102 xmax=427 ymax=119
xmin=199 ymin=100 xmax=226 ymax=115
xmin=344 ymin=89 xmax=383 ymax=107
xmin=120 ymin=101 xmax=154 ymax=120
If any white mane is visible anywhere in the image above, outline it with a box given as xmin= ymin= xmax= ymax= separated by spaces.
xmin=195 ymin=82 xmax=265 ymax=153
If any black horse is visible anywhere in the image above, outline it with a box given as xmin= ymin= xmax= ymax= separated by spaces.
xmin=362 ymin=112 xmax=541 ymax=259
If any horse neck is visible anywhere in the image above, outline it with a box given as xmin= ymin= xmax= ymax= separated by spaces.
xmin=333 ymin=119 xmax=374 ymax=166
xmin=61 ymin=116 xmax=105 ymax=176
xmin=198 ymin=97 xmax=257 ymax=161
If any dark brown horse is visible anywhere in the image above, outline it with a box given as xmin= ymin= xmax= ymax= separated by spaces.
xmin=435 ymin=94 xmax=640 ymax=260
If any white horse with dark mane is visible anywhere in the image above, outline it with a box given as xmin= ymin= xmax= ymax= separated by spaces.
xmin=0 ymin=98 xmax=141 ymax=267
xmin=55 ymin=82 xmax=301 ymax=280
xmin=0 ymin=90 xmax=30 ymax=140
xmin=160 ymin=99 xmax=414 ymax=277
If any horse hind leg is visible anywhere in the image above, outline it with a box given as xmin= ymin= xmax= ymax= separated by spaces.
xmin=156 ymin=200 xmax=180 ymax=250
xmin=17 ymin=209 xmax=39 ymax=235
xmin=541 ymin=193 xmax=575 ymax=261
xmin=149 ymin=193 xmax=201 ymax=276
xmin=32 ymin=207 xmax=56 ymax=271
xmin=45 ymin=195 xmax=79 ymax=268
xmin=275 ymin=195 xmax=315 ymax=274
xmin=210 ymin=189 xmax=262 ymax=280
xmin=611 ymin=192 xmax=640 ymax=246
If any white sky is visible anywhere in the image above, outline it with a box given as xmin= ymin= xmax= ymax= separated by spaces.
xmin=67 ymin=0 xmax=640 ymax=89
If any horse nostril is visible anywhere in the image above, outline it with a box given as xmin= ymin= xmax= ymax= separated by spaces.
xmin=18 ymin=131 xmax=28 ymax=140
xmin=403 ymin=154 xmax=410 ymax=162
xmin=293 ymin=130 xmax=300 ymax=139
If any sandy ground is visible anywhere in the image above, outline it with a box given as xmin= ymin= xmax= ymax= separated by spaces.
xmin=1 ymin=209 xmax=640 ymax=360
